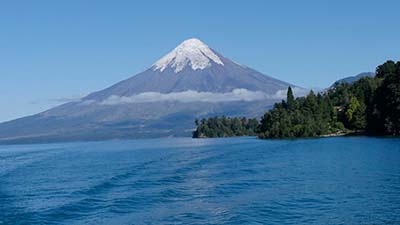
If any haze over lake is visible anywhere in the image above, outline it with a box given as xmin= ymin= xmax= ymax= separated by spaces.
xmin=1 ymin=137 xmax=399 ymax=224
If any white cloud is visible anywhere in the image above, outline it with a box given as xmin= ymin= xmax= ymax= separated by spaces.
xmin=97 ymin=88 xmax=309 ymax=105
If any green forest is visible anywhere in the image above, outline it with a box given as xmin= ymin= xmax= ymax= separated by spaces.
xmin=193 ymin=60 xmax=400 ymax=139
xmin=192 ymin=117 xmax=259 ymax=138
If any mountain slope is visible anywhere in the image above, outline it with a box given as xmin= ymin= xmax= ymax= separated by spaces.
xmin=331 ymin=72 xmax=375 ymax=88
xmin=0 ymin=38 xmax=300 ymax=144
xmin=84 ymin=39 xmax=291 ymax=101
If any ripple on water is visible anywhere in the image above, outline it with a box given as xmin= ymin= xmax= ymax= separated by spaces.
xmin=0 ymin=137 xmax=399 ymax=224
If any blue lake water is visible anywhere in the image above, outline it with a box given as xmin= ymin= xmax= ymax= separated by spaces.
xmin=1 ymin=137 xmax=400 ymax=224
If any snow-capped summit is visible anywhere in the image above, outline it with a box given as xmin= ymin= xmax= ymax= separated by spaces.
xmin=153 ymin=38 xmax=224 ymax=73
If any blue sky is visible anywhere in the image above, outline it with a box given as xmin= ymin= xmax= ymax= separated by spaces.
xmin=1 ymin=0 xmax=399 ymax=122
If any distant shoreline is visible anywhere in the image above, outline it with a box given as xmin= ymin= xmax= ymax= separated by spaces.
xmin=193 ymin=130 xmax=380 ymax=140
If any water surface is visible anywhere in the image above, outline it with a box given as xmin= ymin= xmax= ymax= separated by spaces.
xmin=1 ymin=137 xmax=399 ymax=224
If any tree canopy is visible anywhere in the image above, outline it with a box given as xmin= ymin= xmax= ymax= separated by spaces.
xmin=193 ymin=60 xmax=400 ymax=139
xmin=192 ymin=117 xmax=258 ymax=138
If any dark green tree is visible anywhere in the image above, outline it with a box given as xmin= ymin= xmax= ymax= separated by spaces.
xmin=370 ymin=61 xmax=400 ymax=135
xmin=286 ymin=86 xmax=295 ymax=110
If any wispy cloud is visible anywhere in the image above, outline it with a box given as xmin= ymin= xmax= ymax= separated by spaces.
xmin=97 ymin=88 xmax=308 ymax=105
xmin=49 ymin=96 xmax=83 ymax=103
xmin=29 ymin=95 xmax=85 ymax=105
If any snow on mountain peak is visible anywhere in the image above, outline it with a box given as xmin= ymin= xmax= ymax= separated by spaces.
xmin=152 ymin=38 xmax=224 ymax=73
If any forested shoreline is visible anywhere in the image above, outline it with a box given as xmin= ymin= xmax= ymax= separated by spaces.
xmin=193 ymin=60 xmax=400 ymax=139
xmin=192 ymin=117 xmax=258 ymax=138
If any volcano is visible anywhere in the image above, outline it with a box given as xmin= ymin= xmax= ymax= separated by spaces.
xmin=0 ymin=38 xmax=303 ymax=144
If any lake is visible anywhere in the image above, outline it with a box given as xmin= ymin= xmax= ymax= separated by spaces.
xmin=1 ymin=137 xmax=399 ymax=224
